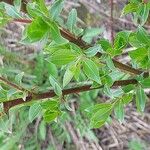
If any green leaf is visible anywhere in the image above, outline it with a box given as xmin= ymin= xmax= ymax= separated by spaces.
xmin=98 ymin=39 xmax=112 ymax=53
xmin=88 ymin=103 xmax=113 ymax=128
xmin=129 ymin=32 xmax=142 ymax=47
xmin=26 ymin=18 xmax=49 ymax=43
xmin=7 ymin=89 xmax=18 ymax=100
xmin=43 ymin=110 xmax=61 ymax=123
xmin=49 ymin=0 xmax=64 ymax=20
xmin=105 ymin=55 xmax=116 ymax=71
xmin=114 ymin=100 xmax=124 ymax=123
xmin=39 ymin=120 xmax=46 ymax=140
xmin=113 ymin=31 xmax=131 ymax=55
xmin=49 ymin=75 xmax=62 ymax=96
xmin=103 ymin=85 xmax=113 ymax=98
xmin=41 ymin=99 xmax=59 ymax=110
xmin=82 ymin=28 xmax=103 ymax=43
xmin=122 ymin=84 xmax=135 ymax=93
xmin=85 ymin=45 xmax=101 ymax=57
xmin=139 ymin=4 xmax=149 ymax=25
xmin=129 ymin=48 xmax=147 ymax=62
xmin=0 ymin=11 xmax=9 ymax=26
xmin=102 ymin=75 xmax=114 ymax=87
xmin=4 ymin=3 xmax=21 ymax=18
xmin=83 ymin=59 xmax=101 ymax=84
xmin=46 ymin=62 xmax=58 ymax=77
xmin=122 ymin=3 xmax=138 ymax=15
xmin=90 ymin=120 xmax=106 ymax=129
xmin=136 ymin=26 xmax=150 ymax=46
xmin=140 ymin=77 xmax=150 ymax=88
xmin=129 ymin=47 xmax=150 ymax=68
xmin=14 ymin=0 xmax=21 ymax=12
xmin=26 ymin=2 xmax=44 ymax=18
xmin=136 ymin=85 xmax=147 ymax=112
xmin=66 ymin=9 xmax=77 ymax=32
xmin=122 ymin=93 xmax=133 ymax=105
xmin=29 ymin=103 xmax=42 ymax=122
xmin=63 ymin=67 xmax=74 ymax=87
xmin=46 ymin=20 xmax=68 ymax=45
xmin=37 ymin=0 xmax=48 ymax=15
xmin=15 ymin=72 xmax=24 ymax=85
xmin=50 ymin=49 xmax=78 ymax=65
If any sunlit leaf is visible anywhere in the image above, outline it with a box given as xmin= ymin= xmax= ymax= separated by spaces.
xmin=83 ymin=58 xmax=101 ymax=84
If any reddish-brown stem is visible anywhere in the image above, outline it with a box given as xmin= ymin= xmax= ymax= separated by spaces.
xmin=13 ymin=18 xmax=149 ymax=77
xmin=2 ymin=6 xmax=148 ymax=113
xmin=3 ymin=79 xmax=138 ymax=113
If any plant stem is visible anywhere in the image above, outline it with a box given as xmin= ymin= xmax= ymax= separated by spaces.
xmin=3 ymin=79 xmax=138 ymax=113
xmin=13 ymin=18 xmax=149 ymax=77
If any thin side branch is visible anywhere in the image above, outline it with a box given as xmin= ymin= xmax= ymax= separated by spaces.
xmin=14 ymin=18 xmax=149 ymax=77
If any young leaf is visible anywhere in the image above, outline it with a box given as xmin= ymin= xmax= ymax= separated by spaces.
xmin=136 ymin=85 xmax=147 ymax=112
xmin=139 ymin=4 xmax=149 ymax=25
xmin=89 ymin=103 xmax=113 ymax=128
xmin=122 ymin=93 xmax=133 ymax=105
xmin=122 ymin=3 xmax=138 ymax=15
xmin=50 ymin=49 xmax=78 ymax=65
xmin=66 ymin=9 xmax=77 ymax=32
xmin=83 ymin=58 xmax=101 ymax=84
xmin=63 ymin=67 xmax=74 ymax=87
xmin=41 ymin=99 xmax=59 ymax=110
xmin=136 ymin=26 xmax=150 ymax=46
xmin=4 ymin=3 xmax=22 ymax=18
xmin=37 ymin=0 xmax=48 ymax=15
xmin=98 ymin=39 xmax=112 ymax=53
xmin=46 ymin=20 xmax=68 ymax=45
xmin=26 ymin=2 xmax=44 ymax=18
xmin=29 ymin=103 xmax=42 ymax=122
xmin=46 ymin=62 xmax=58 ymax=77
xmin=113 ymin=31 xmax=131 ymax=55
xmin=140 ymin=77 xmax=150 ymax=88
xmin=122 ymin=84 xmax=135 ymax=93
xmin=49 ymin=0 xmax=64 ymax=20
xmin=43 ymin=110 xmax=61 ymax=123
xmin=105 ymin=55 xmax=116 ymax=71
xmin=26 ymin=18 xmax=49 ymax=43
xmin=129 ymin=47 xmax=149 ymax=68
xmin=49 ymin=75 xmax=62 ymax=96
xmin=85 ymin=45 xmax=101 ymax=57
xmin=114 ymin=100 xmax=124 ymax=123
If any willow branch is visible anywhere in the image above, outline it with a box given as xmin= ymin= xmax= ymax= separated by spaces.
xmin=3 ymin=79 xmax=138 ymax=113
xmin=13 ymin=18 xmax=149 ymax=77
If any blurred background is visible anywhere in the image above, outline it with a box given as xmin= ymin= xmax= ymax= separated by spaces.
xmin=0 ymin=0 xmax=150 ymax=150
